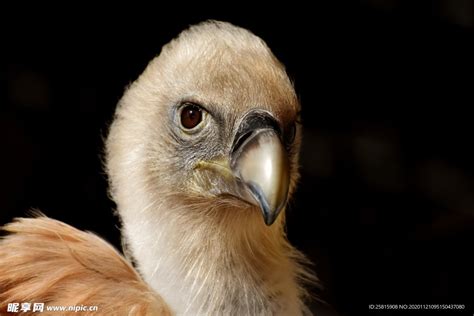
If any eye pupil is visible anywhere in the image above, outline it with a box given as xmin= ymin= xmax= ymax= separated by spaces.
xmin=180 ymin=104 xmax=202 ymax=129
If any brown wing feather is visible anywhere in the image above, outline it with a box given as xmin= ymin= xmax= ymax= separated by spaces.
xmin=0 ymin=217 xmax=171 ymax=315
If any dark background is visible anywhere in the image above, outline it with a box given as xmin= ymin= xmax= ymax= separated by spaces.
xmin=1 ymin=1 xmax=473 ymax=315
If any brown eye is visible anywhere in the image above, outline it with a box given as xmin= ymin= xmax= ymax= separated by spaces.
xmin=180 ymin=103 xmax=203 ymax=129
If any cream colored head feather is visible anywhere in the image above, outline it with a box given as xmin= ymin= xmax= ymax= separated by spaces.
xmin=106 ymin=21 xmax=313 ymax=315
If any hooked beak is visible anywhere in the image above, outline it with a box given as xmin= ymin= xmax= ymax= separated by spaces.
xmin=230 ymin=111 xmax=290 ymax=225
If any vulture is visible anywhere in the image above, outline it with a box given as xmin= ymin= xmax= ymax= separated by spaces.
xmin=0 ymin=21 xmax=315 ymax=315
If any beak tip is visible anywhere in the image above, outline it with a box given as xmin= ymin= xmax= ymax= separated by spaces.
xmin=263 ymin=210 xmax=278 ymax=226
xmin=246 ymin=182 xmax=283 ymax=226
xmin=264 ymin=200 xmax=287 ymax=226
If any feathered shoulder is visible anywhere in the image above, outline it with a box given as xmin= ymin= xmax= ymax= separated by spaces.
xmin=0 ymin=217 xmax=170 ymax=315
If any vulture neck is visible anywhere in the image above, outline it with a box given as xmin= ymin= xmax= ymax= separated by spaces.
xmin=121 ymin=194 xmax=307 ymax=315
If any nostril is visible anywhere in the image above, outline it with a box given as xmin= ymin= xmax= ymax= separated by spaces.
xmin=231 ymin=110 xmax=282 ymax=156
xmin=285 ymin=122 xmax=296 ymax=146
xmin=231 ymin=131 xmax=253 ymax=155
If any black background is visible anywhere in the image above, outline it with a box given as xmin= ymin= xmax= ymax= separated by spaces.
xmin=1 ymin=2 xmax=473 ymax=315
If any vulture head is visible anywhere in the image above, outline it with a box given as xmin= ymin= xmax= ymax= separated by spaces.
xmin=106 ymin=21 xmax=310 ymax=314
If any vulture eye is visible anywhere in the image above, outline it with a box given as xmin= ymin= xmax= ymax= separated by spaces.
xmin=180 ymin=103 xmax=203 ymax=129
